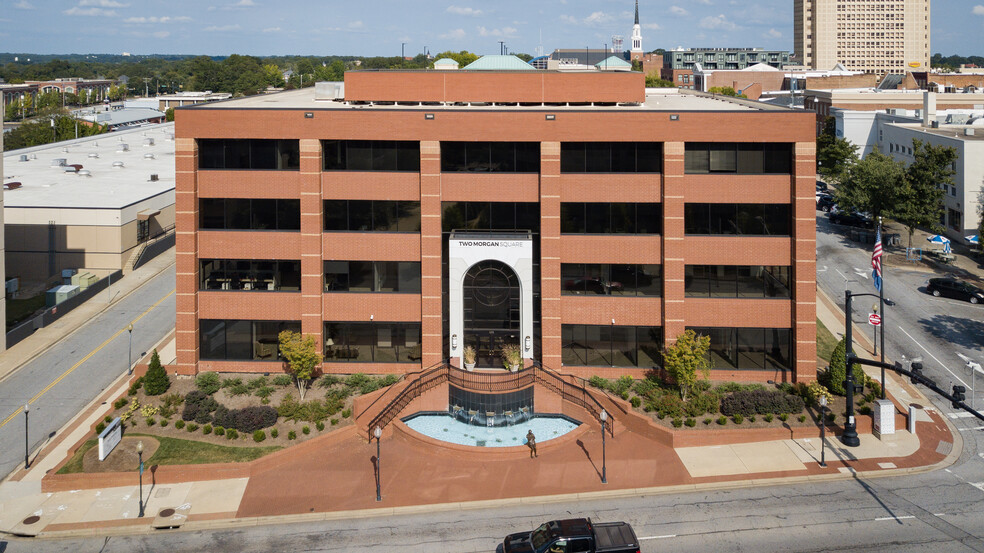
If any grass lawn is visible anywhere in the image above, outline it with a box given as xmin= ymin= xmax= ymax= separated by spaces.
xmin=6 ymin=293 xmax=45 ymax=329
xmin=817 ymin=318 xmax=839 ymax=363
xmin=57 ymin=435 xmax=281 ymax=474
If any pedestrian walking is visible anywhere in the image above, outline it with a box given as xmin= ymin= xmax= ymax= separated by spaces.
xmin=526 ymin=429 xmax=537 ymax=458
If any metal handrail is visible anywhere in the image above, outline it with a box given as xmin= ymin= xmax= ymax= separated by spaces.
xmin=448 ymin=369 xmax=535 ymax=393
xmin=535 ymin=363 xmax=615 ymax=437
xmin=366 ymin=362 xmax=449 ymax=439
xmin=358 ymin=360 xmax=447 ymax=422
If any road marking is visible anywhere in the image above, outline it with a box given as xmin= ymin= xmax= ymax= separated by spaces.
xmin=0 ymin=289 xmax=175 ymax=430
xmin=836 ymin=268 xmax=850 ymax=281
xmin=897 ymin=326 xmax=968 ymax=388
xmin=875 ymin=516 xmax=915 ymax=521
xmin=948 ymin=412 xmax=976 ymax=419
xmin=639 ymin=535 xmax=677 ymax=540
xmin=957 ymin=426 xmax=984 ymax=432
xmin=971 ymin=482 xmax=984 ymax=493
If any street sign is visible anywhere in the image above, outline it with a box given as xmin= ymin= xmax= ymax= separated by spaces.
xmin=868 ymin=313 xmax=882 ymax=326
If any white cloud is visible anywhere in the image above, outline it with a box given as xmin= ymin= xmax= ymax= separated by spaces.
xmin=124 ymin=15 xmax=191 ymax=23
xmin=560 ymin=11 xmax=615 ymax=26
xmin=64 ymin=7 xmax=118 ymax=16
xmin=974 ymin=5 xmax=984 ymax=15
xmin=447 ymin=5 xmax=483 ymax=16
xmin=79 ymin=0 xmax=128 ymax=6
xmin=14 ymin=1 xmax=34 ymax=9
xmin=559 ymin=14 xmax=578 ymax=24
xmin=440 ymin=28 xmax=466 ymax=39
xmin=641 ymin=23 xmax=661 ymax=30
xmin=669 ymin=5 xmax=688 ymax=16
xmin=763 ymin=28 xmax=782 ymax=39
xmin=152 ymin=30 xmax=169 ymax=38
xmin=699 ymin=14 xmax=737 ymax=30
xmin=203 ymin=24 xmax=240 ymax=31
xmin=696 ymin=0 xmax=712 ymax=4
xmin=348 ymin=20 xmax=363 ymax=29
xmin=262 ymin=26 xmax=281 ymax=33
xmin=234 ymin=0 xmax=256 ymax=5
xmin=478 ymin=26 xmax=517 ymax=38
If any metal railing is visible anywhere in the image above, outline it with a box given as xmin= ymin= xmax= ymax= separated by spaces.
xmin=535 ymin=363 xmax=615 ymax=437
xmin=449 ymin=368 xmax=535 ymax=393
xmin=365 ymin=362 xmax=449 ymax=439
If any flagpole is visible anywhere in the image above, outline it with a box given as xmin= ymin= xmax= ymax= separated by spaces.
xmin=878 ymin=217 xmax=886 ymax=399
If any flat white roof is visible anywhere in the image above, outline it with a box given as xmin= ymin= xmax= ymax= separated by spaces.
xmin=2 ymin=123 xmax=175 ymax=210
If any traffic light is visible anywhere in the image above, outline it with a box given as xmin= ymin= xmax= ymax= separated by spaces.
xmin=952 ymin=385 xmax=966 ymax=408
xmin=911 ymin=362 xmax=923 ymax=384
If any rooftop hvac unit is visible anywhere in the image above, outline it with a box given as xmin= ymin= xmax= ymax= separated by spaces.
xmin=150 ymin=173 xmax=159 ymax=181
xmin=77 ymin=169 xmax=92 ymax=177
xmin=51 ymin=158 xmax=67 ymax=167
xmin=966 ymin=128 xmax=976 ymax=136
xmin=143 ymin=138 xmax=155 ymax=146
xmin=88 ymin=153 xmax=99 ymax=158
xmin=19 ymin=154 xmax=28 ymax=162
xmin=144 ymin=153 xmax=155 ymax=160
xmin=931 ymin=120 xmax=940 ymax=128
xmin=112 ymin=161 xmax=125 ymax=168
xmin=118 ymin=144 xmax=129 ymax=152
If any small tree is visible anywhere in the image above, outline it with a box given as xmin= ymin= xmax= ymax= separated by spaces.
xmin=893 ymin=139 xmax=955 ymax=248
xmin=816 ymin=117 xmax=859 ymax=185
xmin=645 ymin=72 xmax=676 ymax=87
xmin=664 ymin=330 xmax=711 ymax=402
xmin=278 ymin=330 xmax=321 ymax=400
xmin=823 ymin=338 xmax=849 ymax=395
xmin=835 ymin=149 xmax=905 ymax=221
xmin=143 ymin=350 xmax=170 ymax=396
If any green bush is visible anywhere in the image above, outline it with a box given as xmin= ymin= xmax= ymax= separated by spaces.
xmin=95 ymin=422 xmax=106 ymax=435
xmin=341 ymin=408 xmax=352 ymax=418
xmin=203 ymin=424 xmax=213 ymax=435
xmin=143 ymin=350 xmax=170 ymax=396
xmin=630 ymin=396 xmax=642 ymax=408
xmin=720 ymin=390 xmax=805 ymax=417
xmin=127 ymin=377 xmax=144 ymax=396
xmin=703 ymin=418 xmax=712 ymax=425
xmin=749 ymin=416 xmax=756 ymax=423
xmin=685 ymin=391 xmax=720 ymax=417
xmin=588 ymin=375 xmax=608 ymax=390
xmin=288 ymin=430 xmax=297 ymax=440
xmin=226 ymin=429 xmax=239 ymax=440
xmin=330 ymin=418 xmax=339 ymax=426
xmin=271 ymin=428 xmax=279 ymax=438
xmin=317 ymin=374 xmax=342 ymax=388
xmin=175 ymin=420 xmax=185 ymax=429
xmin=214 ymin=426 xmax=225 ymax=436
xmin=869 ymin=380 xmax=883 ymax=398
xmin=253 ymin=430 xmax=266 ymax=443
xmin=716 ymin=416 xmax=728 ymax=426
xmin=160 ymin=419 xmax=169 ymax=427
xmin=685 ymin=418 xmax=697 ymax=427
xmin=612 ymin=376 xmax=634 ymax=397
xmin=798 ymin=415 xmax=807 ymax=423
xmin=825 ymin=412 xmax=836 ymax=424
xmin=648 ymin=393 xmax=684 ymax=419
xmin=672 ymin=418 xmax=683 ymax=428
xmin=104 ymin=415 xmax=113 ymax=423
xmin=255 ymin=386 xmax=275 ymax=400
xmin=247 ymin=376 xmax=269 ymax=391
xmin=272 ymin=375 xmax=293 ymax=387
xmin=732 ymin=413 xmax=744 ymax=424
xmin=220 ymin=377 xmax=243 ymax=389
xmin=187 ymin=423 xmax=199 ymax=432
xmin=316 ymin=421 xmax=325 ymax=431
xmin=195 ymin=372 xmax=221 ymax=395
xmin=857 ymin=405 xmax=872 ymax=416
xmin=113 ymin=397 xmax=128 ymax=409
xmin=146 ymin=417 xmax=156 ymax=426
xmin=228 ymin=383 xmax=250 ymax=396
xmin=822 ymin=337 xmax=849 ymax=395
xmin=779 ymin=413 xmax=789 ymax=422
xmin=764 ymin=414 xmax=774 ymax=423
xmin=302 ymin=425 xmax=311 ymax=435
xmin=632 ymin=378 xmax=661 ymax=397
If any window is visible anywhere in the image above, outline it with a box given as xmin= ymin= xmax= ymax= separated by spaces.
xmin=561 ymin=264 xmax=662 ymax=296
xmin=560 ymin=142 xmax=662 ymax=172
xmin=685 ymin=265 xmax=790 ymax=298
xmin=199 ymin=319 xmax=301 ymax=360
xmin=948 ymin=208 xmax=962 ymax=231
xmin=562 ymin=324 xmax=662 ymax=367
xmin=200 ymin=259 xmax=301 ymax=291
xmin=199 ymin=199 xmax=301 ymax=231
xmin=323 ymin=200 xmax=421 ymax=232
xmin=684 ymin=204 xmax=790 ymax=235
xmin=322 ymin=140 xmax=420 ymax=171
xmin=441 ymin=202 xmax=540 ymax=233
xmin=684 ymin=143 xmax=792 ymax=174
xmin=689 ymin=327 xmax=792 ymax=371
xmin=198 ymin=139 xmax=300 ymax=170
xmin=441 ymin=142 xmax=540 ymax=172
xmin=560 ymin=203 xmax=662 ymax=234
xmin=323 ymin=261 xmax=421 ymax=292
xmin=324 ymin=322 xmax=421 ymax=363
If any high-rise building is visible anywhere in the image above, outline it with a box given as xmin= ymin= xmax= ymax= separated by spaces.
xmin=794 ymin=0 xmax=930 ymax=74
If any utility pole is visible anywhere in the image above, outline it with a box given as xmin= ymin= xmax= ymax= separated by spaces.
xmin=402 ymin=43 xmax=406 ymax=59
xmin=499 ymin=41 xmax=505 ymax=55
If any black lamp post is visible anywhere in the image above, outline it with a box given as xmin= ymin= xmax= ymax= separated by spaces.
xmin=136 ymin=440 xmax=145 ymax=517
xmin=818 ymin=395 xmax=827 ymax=467
xmin=127 ymin=323 xmax=134 ymax=375
xmin=374 ymin=425 xmax=382 ymax=501
xmin=600 ymin=409 xmax=608 ymax=484
xmin=841 ymin=289 xmax=869 ymax=447
xmin=23 ymin=403 xmax=30 ymax=469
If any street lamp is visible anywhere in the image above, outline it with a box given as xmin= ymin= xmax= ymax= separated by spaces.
xmin=23 ymin=404 xmax=30 ymax=469
xmin=610 ymin=318 xmax=615 ymax=367
xmin=841 ymin=289 xmax=877 ymax=448
xmin=136 ymin=440 xmax=145 ymax=517
xmin=872 ymin=303 xmax=878 ymax=356
xmin=600 ymin=409 xmax=608 ymax=484
xmin=127 ymin=323 xmax=134 ymax=375
xmin=818 ymin=395 xmax=827 ymax=467
xmin=374 ymin=425 xmax=382 ymax=501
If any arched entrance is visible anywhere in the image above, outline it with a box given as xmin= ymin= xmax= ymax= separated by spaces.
xmin=463 ymin=260 xmax=520 ymax=368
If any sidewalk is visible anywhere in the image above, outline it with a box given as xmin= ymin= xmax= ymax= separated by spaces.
xmin=0 ymin=286 xmax=961 ymax=540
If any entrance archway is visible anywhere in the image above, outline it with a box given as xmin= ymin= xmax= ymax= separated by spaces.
xmin=463 ymin=260 xmax=520 ymax=368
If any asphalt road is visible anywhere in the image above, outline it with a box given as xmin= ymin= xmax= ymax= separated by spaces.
xmin=0 ymin=265 xmax=176 ymax=480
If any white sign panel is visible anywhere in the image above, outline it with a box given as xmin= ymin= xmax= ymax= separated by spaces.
xmin=98 ymin=416 xmax=123 ymax=461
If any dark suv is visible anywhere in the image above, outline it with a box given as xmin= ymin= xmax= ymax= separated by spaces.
xmin=816 ymin=194 xmax=836 ymax=212
xmin=828 ymin=210 xmax=874 ymax=228
xmin=926 ymin=277 xmax=984 ymax=304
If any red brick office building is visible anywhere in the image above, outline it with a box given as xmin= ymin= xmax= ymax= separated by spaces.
xmin=174 ymin=66 xmax=817 ymax=384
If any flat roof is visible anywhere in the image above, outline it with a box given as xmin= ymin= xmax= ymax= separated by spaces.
xmin=889 ymin=122 xmax=984 ymax=141
xmin=188 ymin=86 xmax=771 ymax=112
xmin=2 ymin=123 xmax=176 ymax=210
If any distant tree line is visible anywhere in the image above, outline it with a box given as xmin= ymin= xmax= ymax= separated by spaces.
xmin=931 ymin=53 xmax=984 ymax=71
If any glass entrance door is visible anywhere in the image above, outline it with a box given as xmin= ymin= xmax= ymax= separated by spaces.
xmin=463 ymin=260 xmax=520 ymax=369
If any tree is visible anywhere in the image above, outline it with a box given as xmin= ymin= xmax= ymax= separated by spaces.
xmin=893 ymin=139 xmax=955 ymax=248
xmin=143 ymin=350 xmax=170 ymax=396
xmin=708 ymin=86 xmax=747 ymax=98
xmin=165 ymin=108 xmax=174 ymax=122
xmin=433 ymin=50 xmax=479 ymax=67
xmin=816 ymin=117 xmax=859 ymax=185
xmin=663 ymin=330 xmax=711 ymax=401
xmin=835 ymin=149 xmax=905 ymax=221
xmin=645 ymin=73 xmax=675 ymax=87
xmin=278 ymin=330 xmax=321 ymax=400
xmin=822 ymin=338 xmax=848 ymax=395
xmin=261 ymin=63 xmax=285 ymax=88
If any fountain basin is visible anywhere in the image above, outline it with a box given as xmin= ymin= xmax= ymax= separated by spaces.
xmin=401 ymin=412 xmax=581 ymax=448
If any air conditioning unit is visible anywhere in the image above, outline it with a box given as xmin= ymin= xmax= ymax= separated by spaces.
xmin=150 ymin=174 xmax=159 ymax=181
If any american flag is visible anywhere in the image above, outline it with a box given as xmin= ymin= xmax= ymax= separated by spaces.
xmin=871 ymin=226 xmax=883 ymax=292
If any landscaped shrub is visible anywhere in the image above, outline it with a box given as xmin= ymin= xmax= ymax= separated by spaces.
xmin=779 ymin=413 xmax=788 ymax=422
xmin=825 ymin=412 xmax=836 ymax=424
xmin=214 ymin=426 xmax=225 ymax=436
xmin=160 ymin=419 xmax=169 ymax=427
xmin=140 ymin=405 xmax=159 ymax=417
xmin=228 ymin=382 xmax=250 ymax=396
xmin=330 ymin=418 xmax=338 ymax=426
xmin=272 ymin=375 xmax=293 ymax=387
xmin=278 ymin=393 xmax=342 ymax=423
xmin=719 ymin=390 xmax=805 ymax=417
xmin=684 ymin=391 xmax=720 ymax=418
xmin=146 ymin=417 xmax=156 ymax=426
xmin=716 ymin=416 xmax=728 ymax=425
xmin=869 ymin=380 xmax=882 ymax=398
xmin=749 ymin=416 xmax=756 ymax=423
xmin=344 ymin=373 xmax=400 ymax=395
xmin=226 ymin=429 xmax=239 ymax=440
xmin=857 ymin=406 xmax=872 ymax=416
xmin=113 ymin=397 xmax=128 ymax=409
xmin=648 ymin=393 xmax=684 ymax=419
xmin=316 ymin=421 xmax=325 ymax=431
xmin=195 ymin=372 xmax=221 ymax=395
xmin=672 ymin=418 xmax=683 ymax=428
xmin=764 ymin=414 xmax=774 ymax=422
xmin=247 ymin=376 xmax=269 ymax=391
xmin=341 ymin=408 xmax=352 ymax=419
xmin=317 ymin=374 xmax=342 ymax=388
xmin=685 ymin=418 xmax=696 ymax=427
xmin=612 ymin=376 xmax=634 ymax=398
xmin=159 ymin=393 xmax=184 ymax=419
xmin=220 ymin=377 xmax=243 ymax=389
xmin=703 ymin=418 xmax=712 ymax=425
xmin=203 ymin=424 xmax=212 ymax=435
xmin=798 ymin=415 xmax=807 ymax=423
xmin=213 ymin=405 xmax=278 ymax=433
xmin=253 ymin=430 xmax=266 ymax=443
xmin=630 ymin=396 xmax=642 ymax=408
xmin=186 ymin=423 xmax=199 ymax=432
xmin=302 ymin=425 xmax=311 ymax=435
xmin=182 ymin=390 xmax=219 ymax=423
xmin=732 ymin=413 xmax=744 ymax=424
xmin=288 ymin=430 xmax=297 ymax=440
xmin=127 ymin=377 xmax=144 ymax=396
xmin=254 ymin=386 xmax=275 ymax=401
xmin=270 ymin=428 xmax=279 ymax=438
xmin=143 ymin=350 xmax=170 ymax=396
xmin=104 ymin=415 xmax=113 ymax=423
xmin=822 ymin=337 xmax=848 ymax=395
xmin=95 ymin=422 xmax=106 ymax=435
xmin=175 ymin=420 xmax=185 ymax=429
xmin=633 ymin=378 xmax=661 ymax=397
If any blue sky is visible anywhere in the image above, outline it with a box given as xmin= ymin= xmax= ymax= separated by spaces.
xmin=1 ymin=0 xmax=981 ymax=58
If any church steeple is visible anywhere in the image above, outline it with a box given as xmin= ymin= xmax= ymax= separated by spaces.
xmin=630 ymin=0 xmax=643 ymax=56
xmin=634 ymin=0 xmax=639 ymax=25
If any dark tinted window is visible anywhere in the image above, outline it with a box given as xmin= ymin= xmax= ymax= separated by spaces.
xmin=441 ymin=142 xmax=540 ymax=172
xmin=685 ymin=204 xmax=790 ymax=235
xmin=322 ymin=201 xmax=421 ymax=232
xmin=324 ymin=322 xmax=422 ymax=363
xmin=686 ymin=266 xmax=791 ymax=298
xmin=441 ymin=202 xmax=540 ymax=233
xmin=322 ymin=140 xmax=420 ymax=171
xmin=684 ymin=143 xmax=791 ymax=174
xmin=200 ymin=259 xmax=301 ymax=291
xmin=199 ymin=199 xmax=301 ymax=231
xmin=562 ymin=324 xmax=662 ymax=367
xmin=323 ymin=261 xmax=421 ymax=292
xmin=199 ymin=319 xmax=301 ymax=360
xmin=689 ymin=327 xmax=792 ymax=371
xmin=198 ymin=139 xmax=300 ymax=170
xmin=562 ymin=264 xmax=661 ymax=296
xmin=561 ymin=142 xmax=663 ymax=173
xmin=560 ymin=203 xmax=662 ymax=234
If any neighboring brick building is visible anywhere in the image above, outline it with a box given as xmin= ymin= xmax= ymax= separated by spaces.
xmin=902 ymin=72 xmax=984 ymax=91
xmin=174 ymin=65 xmax=817 ymax=385
xmin=805 ymin=88 xmax=984 ymax=131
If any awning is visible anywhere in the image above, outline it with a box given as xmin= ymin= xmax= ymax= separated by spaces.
xmin=137 ymin=209 xmax=160 ymax=221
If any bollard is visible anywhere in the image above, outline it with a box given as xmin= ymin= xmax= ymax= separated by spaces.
xmin=908 ymin=403 xmax=921 ymax=434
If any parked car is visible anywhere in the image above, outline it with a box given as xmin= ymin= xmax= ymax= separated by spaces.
xmin=502 ymin=518 xmax=640 ymax=553
xmin=828 ymin=210 xmax=874 ymax=228
xmin=816 ymin=193 xmax=836 ymax=212
xmin=925 ymin=277 xmax=984 ymax=304
xmin=816 ymin=180 xmax=828 ymax=192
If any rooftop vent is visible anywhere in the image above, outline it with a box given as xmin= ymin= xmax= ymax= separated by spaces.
xmin=62 ymin=147 xmax=69 ymax=153
xmin=88 ymin=153 xmax=99 ymax=159
xmin=144 ymin=153 xmax=155 ymax=160
xmin=77 ymin=169 xmax=92 ymax=177
xmin=143 ymin=138 xmax=155 ymax=146
xmin=150 ymin=173 xmax=159 ymax=182
xmin=64 ymin=165 xmax=79 ymax=173
xmin=966 ymin=128 xmax=976 ymax=136
xmin=30 ymin=154 xmax=37 ymax=160
xmin=19 ymin=154 xmax=28 ymax=162
xmin=4 ymin=182 xmax=22 ymax=190
xmin=51 ymin=158 xmax=67 ymax=167
xmin=112 ymin=161 xmax=125 ymax=168
xmin=118 ymin=144 xmax=129 ymax=152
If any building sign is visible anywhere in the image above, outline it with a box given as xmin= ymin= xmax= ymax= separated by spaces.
xmin=908 ymin=62 xmax=921 ymax=68
xmin=98 ymin=416 xmax=123 ymax=461
xmin=454 ymin=239 xmax=527 ymax=249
